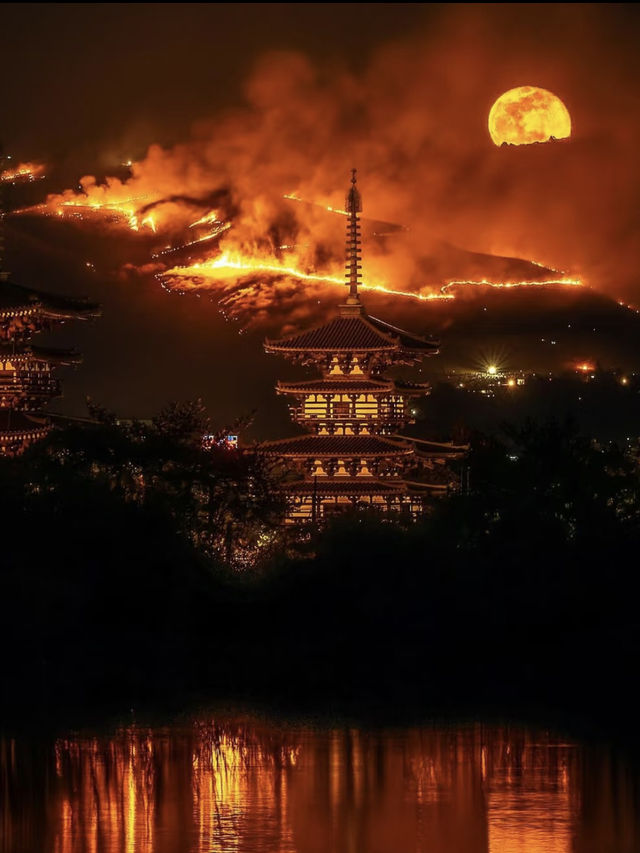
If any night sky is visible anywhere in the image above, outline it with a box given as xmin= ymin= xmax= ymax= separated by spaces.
xmin=3 ymin=3 xmax=640 ymax=438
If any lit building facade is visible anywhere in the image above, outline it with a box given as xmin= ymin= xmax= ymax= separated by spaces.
xmin=0 ymin=160 xmax=100 ymax=457
xmin=263 ymin=172 xmax=467 ymax=522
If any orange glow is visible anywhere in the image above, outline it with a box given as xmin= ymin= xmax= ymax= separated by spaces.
xmin=163 ymin=251 xmax=456 ymax=302
xmin=11 ymin=721 xmax=631 ymax=853
xmin=489 ymin=86 xmax=571 ymax=146
xmin=163 ymin=252 xmax=583 ymax=307
xmin=442 ymin=277 xmax=582 ymax=293
xmin=51 ymin=197 xmax=157 ymax=233
xmin=0 ymin=161 xmax=45 ymax=183
xmin=576 ymin=362 xmax=595 ymax=372
xmin=189 ymin=210 xmax=222 ymax=228
xmin=284 ymin=192 xmax=349 ymax=216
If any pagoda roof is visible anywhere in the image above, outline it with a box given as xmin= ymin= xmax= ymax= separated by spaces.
xmin=265 ymin=307 xmax=438 ymax=355
xmin=401 ymin=436 xmax=470 ymax=458
xmin=261 ymin=434 xmax=414 ymax=457
xmin=0 ymin=279 xmax=101 ymax=321
xmin=0 ymin=343 xmax=82 ymax=365
xmin=394 ymin=379 xmax=431 ymax=393
xmin=276 ymin=378 xmax=395 ymax=395
xmin=0 ymin=409 xmax=49 ymax=436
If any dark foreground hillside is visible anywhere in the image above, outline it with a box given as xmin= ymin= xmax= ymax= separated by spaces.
xmin=2 ymin=414 xmax=640 ymax=732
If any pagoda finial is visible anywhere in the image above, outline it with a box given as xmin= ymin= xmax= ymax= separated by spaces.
xmin=344 ymin=167 xmax=362 ymax=304
xmin=0 ymin=142 xmax=8 ymax=281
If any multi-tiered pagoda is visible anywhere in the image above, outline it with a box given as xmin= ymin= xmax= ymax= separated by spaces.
xmin=0 ymin=155 xmax=100 ymax=455
xmin=263 ymin=171 xmax=467 ymax=522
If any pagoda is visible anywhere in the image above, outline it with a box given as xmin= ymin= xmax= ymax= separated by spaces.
xmin=0 ymin=147 xmax=100 ymax=455
xmin=263 ymin=171 xmax=467 ymax=522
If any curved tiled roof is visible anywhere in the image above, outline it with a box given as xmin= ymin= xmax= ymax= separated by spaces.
xmin=400 ymin=435 xmax=470 ymax=458
xmin=0 ymin=343 xmax=82 ymax=365
xmin=0 ymin=409 xmax=48 ymax=436
xmin=265 ymin=310 xmax=438 ymax=355
xmin=0 ymin=280 xmax=100 ymax=321
xmin=393 ymin=379 xmax=431 ymax=393
xmin=276 ymin=378 xmax=395 ymax=395
xmin=261 ymin=434 xmax=413 ymax=457
xmin=366 ymin=315 xmax=439 ymax=352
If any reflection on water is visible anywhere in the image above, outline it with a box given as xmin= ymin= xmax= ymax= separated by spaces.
xmin=1 ymin=717 xmax=639 ymax=853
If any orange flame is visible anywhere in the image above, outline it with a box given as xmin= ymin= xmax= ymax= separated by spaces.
xmin=48 ymin=197 xmax=158 ymax=233
xmin=163 ymin=252 xmax=456 ymax=301
xmin=442 ymin=277 xmax=583 ymax=293
xmin=162 ymin=252 xmax=584 ymax=311
xmin=0 ymin=161 xmax=46 ymax=183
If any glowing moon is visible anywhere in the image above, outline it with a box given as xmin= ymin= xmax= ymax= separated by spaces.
xmin=488 ymin=86 xmax=571 ymax=146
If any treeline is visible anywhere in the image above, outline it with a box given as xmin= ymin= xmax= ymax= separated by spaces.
xmin=1 ymin=407 xmax=640 ymax=724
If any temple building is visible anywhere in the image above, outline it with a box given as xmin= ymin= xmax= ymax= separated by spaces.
xmin=263 ymin=171 xmax=467 ymax=522
xmin=0 ymin=160 xmax=100 ymax=454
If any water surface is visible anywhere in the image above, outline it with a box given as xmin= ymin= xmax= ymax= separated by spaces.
xmin=1 ymin=714 xmax=638 ymax=852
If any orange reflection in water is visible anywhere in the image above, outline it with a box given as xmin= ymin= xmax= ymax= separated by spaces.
xmin=2 ymin=719 xmax=639 ymax=853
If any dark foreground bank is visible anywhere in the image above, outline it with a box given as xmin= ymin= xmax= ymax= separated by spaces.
xmin=1 ymin=415 xmax=640 ymax=733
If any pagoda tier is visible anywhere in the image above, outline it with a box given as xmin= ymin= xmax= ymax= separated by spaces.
xmin=0 ymin=275 xmax=100 ymax=455
xmin=265 ymin=309 xmax=438 ymax=372
xmin=262 ymin=171 xmax=467 ymax=523
xmin=282 ymin=461 xmax=462 ymax=523
xmin=0 ymin=279 xmax=100 ymax=340
xmin=275 ymin=376 xmax=431 ymax=435
xmin=0 ymin=409 xmax=48 ymax=456
xmin=0 ymin=343 xmax=82 ymax=409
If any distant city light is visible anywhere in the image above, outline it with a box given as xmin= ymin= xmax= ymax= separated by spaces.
xmin=487 ymin=365 xmax=497 ymax=375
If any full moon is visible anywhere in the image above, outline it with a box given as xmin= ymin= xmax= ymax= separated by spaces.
xmin=488 ymin=86 xmax=571 ymax=146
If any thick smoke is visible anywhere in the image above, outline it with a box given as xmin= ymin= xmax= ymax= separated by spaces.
xmin=38 ymin=5 xmax=640 ymax=319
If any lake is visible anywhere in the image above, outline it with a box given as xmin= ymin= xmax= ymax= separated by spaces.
xmin=1 ymin=713 xmax=638 ymax=852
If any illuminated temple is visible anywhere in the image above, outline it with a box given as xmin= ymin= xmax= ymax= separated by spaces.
xmin=0 ymin=161 xmax=100 ymax=454
xmin=263 ymin=171 xmax=467 ymax=522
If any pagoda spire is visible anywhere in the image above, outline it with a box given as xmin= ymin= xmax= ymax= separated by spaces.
xmin=342 ymin=168 xmax=362 ymax=313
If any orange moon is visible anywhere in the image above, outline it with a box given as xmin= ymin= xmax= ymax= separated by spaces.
xmin=488 ymin=86 xmax=571 ymax=146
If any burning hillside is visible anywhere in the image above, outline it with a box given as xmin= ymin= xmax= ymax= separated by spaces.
xmin=8 ymin=7 xmax=640 ymax=334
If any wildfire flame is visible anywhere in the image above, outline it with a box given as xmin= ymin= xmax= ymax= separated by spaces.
xmin=163 ymin=252 xmax=455 ymax=301
xmin=0 ymin=161 xmax=46 ymax=183
xmin=163 ymin=252 xmax=582 ymax=300
xmin=10 ymin=151 xmax=587 ymax=330
xmin=189 ymin=210 xmax=222 ymax=228
xmin=158 ymin=252 xmax=587 ymax=332
xmin=442 ymin=277 xmax=582 ymax=292
xmin=30 ymin=196 xmax=159 ymax=233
